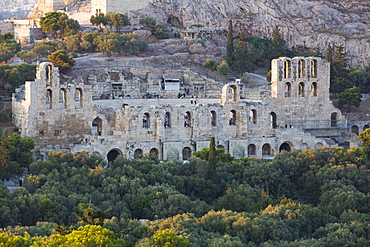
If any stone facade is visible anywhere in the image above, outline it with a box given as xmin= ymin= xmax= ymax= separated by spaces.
xmin=12 ymin=57 xmax=357 ymax=161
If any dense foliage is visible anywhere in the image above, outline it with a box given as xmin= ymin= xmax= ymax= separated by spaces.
xmin=0 ymin=32 xmax=20 ymax=62
xmin=40 ymin=12 xmax=80 ymax=39
xmin=0 ymin=64 xmax=36 ymax=92
xmin=2 ymin=131 xmax=370 ymax=245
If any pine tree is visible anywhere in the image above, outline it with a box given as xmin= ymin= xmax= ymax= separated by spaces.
xmin=330 ymin=45 xmax=351 ymax=93
xmin=271 ymin=26 xmax=286 ymax=59
xmin=325 ymin=42 xmax=333 ymax=63
xmin=208 ymin=136 xmax=217 ymax=183
xmin=226 ymin=19 xmax=234 ymax=66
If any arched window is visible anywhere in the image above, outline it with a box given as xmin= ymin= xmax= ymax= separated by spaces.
xmin=230 ymin=85 xmax=237 ymax=101
xmin=107 ymin=149 xmax=122 ymax=162
xmin=298 ymin=82 xmax=305 ymax=97
xmin=184 ymin=111 xmax=192 ymax=127
xmin=75 ymin=88 xmax=83 ymax=109
xmin=331 ymin=112 xmax=338 ymax=127
xmin=92 ymin=117 xmax=102 ymax=136
xmin=46 ymin=64 xmax=52 ymax=86
xmin=285 ymin=82 xmax=291 ymax=97
xmin=262 ymin=143 xmax=272 ymax=156
xmin=164 ymin=112 xmax=171 ymax=128
xmin=364 ymin=125 xmax=370 ymax=131
xmin=248 ymin=144 xmax=256 ymax=156
xmin=284 ymin=60 xmax=291 ymax=78
xmin=46 ymin=89 xmax=52 ymax=109
xmin=150 ymin=148 xmax=159 ymax=159
xmin=211 ymin=111 xmax=217 ymax=126
xmin=298 ymin=60 xmax=305 ymax=78
xmin=351 ymin=125 xmax=359 ymax=135
xmin=59 ymin=89 xmax=67 ymax=109
xmin=250 ymin=109 xmax=257 ymax=124
xmin=311 ymin=59 xmax=317 ymax=78
xmin=311 ymin=82 xmax=317 ymax=96
xmin=229 ymin=110 xmax=236 ymax=125
xmin=134 ymin=149 xmax=143 ymax=159
xmin=279 ymin=142 xmax=292 ymax=152
xmin=143 ymin=113 xmax=150 ymax=128
xmin=314 ymin=142 xmax=323 ymax=149
xmin=182 ymin=147 xmax=192 ymax=160
xmin=270 ymin=112 xmax=277 ymax=129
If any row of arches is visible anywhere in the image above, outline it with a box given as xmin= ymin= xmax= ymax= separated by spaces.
xmin=351 ymin=124 xmax=370 ymax=135
xmin=46 ymin=88 xmax=83 ymax=109
xmin=285 ymin=82 xmax=317 ymax=97
xmin=283 ymin=59 xmax=318 ymax=79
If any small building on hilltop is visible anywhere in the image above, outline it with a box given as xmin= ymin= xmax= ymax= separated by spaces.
xmin=12 ymin=57 xmax=358 ymax=161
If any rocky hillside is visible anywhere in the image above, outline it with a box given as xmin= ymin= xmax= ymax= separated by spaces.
xmin=130 ymin=0 xmax=370 ymax=66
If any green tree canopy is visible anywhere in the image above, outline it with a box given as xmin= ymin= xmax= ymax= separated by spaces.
xmin=40 ymin=12 xmax=80 ymax=38
xmin=106 ymin=12 xmax=130 ymax=32
xmin=338 ymin=86 xmax=362 ymax=112
xmin=48 ymin=49 xmax=75 ymax=72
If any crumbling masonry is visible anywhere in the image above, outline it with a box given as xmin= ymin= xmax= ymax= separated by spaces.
xmin=12 ymin=57 xmax=358 ymax=161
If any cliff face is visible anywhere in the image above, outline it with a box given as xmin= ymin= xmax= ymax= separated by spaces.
xmin=131 ymin=0 xmax=370 ymax=66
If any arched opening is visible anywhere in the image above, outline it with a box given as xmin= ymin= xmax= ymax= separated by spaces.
xmin=216 ymin=145 xmax=224 ymax=149
xmin=314 ymin=142 xmax=323 ymax=149
xmin=284 ymin=60 xmax=291 ymax=78
xmin=184 ymin=111 xmax=191 ymax=127
xmin=167 ymin=16 xmax=182 ymax=27
xmin=262 ymin=143 xmax=272 ymax=156
xmin=134 ymin=149 xmax=143 ymax=159
xmin=211 ymin=111 xmax=217 ymax=126
xmin=311 ymin=82 xmax=317 ymax=96
xmin=351 ymin=125 xmax=359 ymax=135
xmin=143 ymin=113 xmax=150 ymax=128
xmin=233 ymin=146 xmax=245 ymax=158
xmin=285 ymin=82 xmax=291 ymax=97
xmin=331 ymin=112 xmax=338 ymax=127
xmin=230 ymin=85 xmax=237 ymax=101
xmin=75 ymin=88 xmax=83 ymax=109
xmin=92 ymin=117 xmax=102 ymax=136
xmin=311 ymin=60 xmax=317 ymax=78
xmin=182 ymin=147 xmax=192 ymax=160
xmin=248 ymin=144 xmax=256 ymax=156
xmin=250 ymin=109 xmax=257 ymax=124
xmin=270 ymin=112 xmax=277 ymax=129
xmin=364 ymin=125 xmax=370 ymax=131
xmin=279 ymin=142 xmax=292 ymax=152
xmin=298 ymin=82 xmax=305 ymax=97
xmin=59 ymin=89 xmax=67 ymax=109
xmin=149 ymin=148 xmax=159 ymax=159
xmin=46 ymin=64 xmax=52 ymax=86
xmin=107 ymin=149 xmax=122 ymax=162
xmin=299 ymin=60 xmax=305 ymax=78
xmin=164 ymin=112 xmax=171 ymax=128
xmin=46 ymin=89 xmax=52 ymax=109
xmin=229 ymin=110 xmax=236 ymax=125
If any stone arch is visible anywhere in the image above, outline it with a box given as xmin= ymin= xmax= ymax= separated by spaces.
xmin=233 ymin=145 xmax=245 ymax=158
xmin=250 ymin=109 xmax=257 ymax=124
xmin=150 ymin=148 xmax=159 ymax=159
xmin=230 ymin=85 xmax=237 ymax=101
xmin=46 ymin=89 xmax=52 ymax=109
xmin=331 ymin=112 xmax=338 ymax=127
xmin=184 ymin=111 xmax=191 ymax=127
xmin=167 ymin=148 xmax=179 ymax=160
xmin=167 ymin=16 xmax=182 ymax=27
xmin=211 ymin=110 xmax=217 ymax=126
xmin=311 ymin=59 xmax=318 ymax=78
xmin=248 ymin=144 xmax=256 ymax=156
xmin=134 ymin=149 xmax=143 ymax=159
xmin=351 ymin=125 xmax=359 ymax=135
xmin=221 ymin=83 xmax=240 ymax=103
xmin=298 ymin=82 xmax=305 ymax=97
xmin=164 ymin=112 xmax=171 ymax=128
xmin=298 ymin=59 xmax=305 ymax=78
xmin=143 ymin=113 xmax=150 ymax=128
xmin=311 ymin=82 xmax=317 ymax=96
xmin=262 ymin=143 xmax=273 ymax=156
xmin=363 ymin=125 xmax=370 ymax=131
xmin=75 ymin=88 xmax=83 ymax=109
xmin=285 ymin=82 xmax=291 ymax=97
xmin=270 ymin=112 xmax=277 ymax=129
xmin=59 ymin=88 xmax=67 ymax=109
xmin=216 ymin=145 xmax=225 ymax=149
xmin=229 ymin=110 xmax=236 ymax=125
xmin=284 ymin=60 xmax=291 ymax=78
xmin=46 ymin=64 xmax=53 ymax=86
xmin=107 ymin=148 xmax=122 ymax=162
xmin=279 ymin=142 xmax=293 ymax=152
xmin=92 ymin=117 xmax=102 ymax=136
xmin=182 ymin=147 xmax=192 ymax=160
xmin=91 ymin=151 xmax=102 ymax=158
xmin=314 ymin=142 xmax=323 ymax=149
